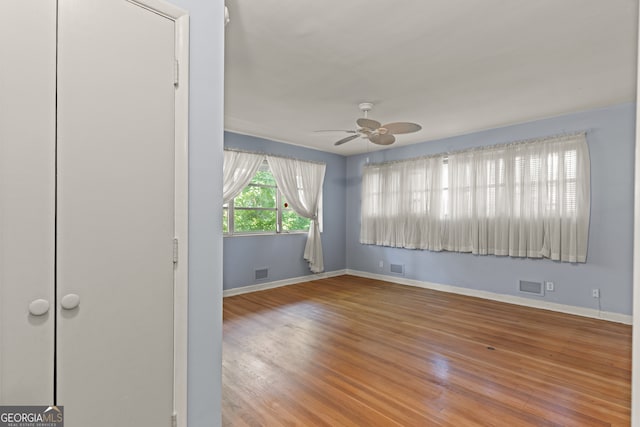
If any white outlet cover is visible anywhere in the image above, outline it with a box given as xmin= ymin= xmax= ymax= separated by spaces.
xmin=545 ymin=281 xmax=554 ymax=291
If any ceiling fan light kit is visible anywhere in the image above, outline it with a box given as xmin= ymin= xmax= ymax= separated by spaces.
xmin=324 ymin=102 xmax=422 ymax=146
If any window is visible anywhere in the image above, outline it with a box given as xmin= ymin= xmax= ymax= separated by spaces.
xmin=360 ymin=133 xmax=589 ymax=262
xmin=224 ymin=161 xmax=314 ymax=235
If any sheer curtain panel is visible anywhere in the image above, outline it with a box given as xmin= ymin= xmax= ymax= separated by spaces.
xmin=222 ymin=150 xmax=264 ymax=204
xmin=444 ymin=134 xmax=590 ymax=261
xmin=267 ymin=156 xmax=326 ymax=272
xmin=361 ymin=156 xmax=444 ymax=250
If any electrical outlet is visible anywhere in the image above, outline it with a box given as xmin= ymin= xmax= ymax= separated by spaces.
xmin=545 ymin=281 xmax=554 ymax=292
xmin=378 ymin=260 xmax=383 ymax=269
xmin=592 ymin=288 xmax=600 ymax=299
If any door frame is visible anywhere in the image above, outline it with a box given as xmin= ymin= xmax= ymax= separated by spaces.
xmin=633 ymin=3 xmax=639 ymax=426
xmin=124 ymin=1 xmax=189 ymax=426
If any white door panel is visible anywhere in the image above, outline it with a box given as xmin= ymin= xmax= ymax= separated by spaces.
xmin=0 ymin=0 xmax=56 ymax=404
xmin=57 ymin=0 xmax=175 ymax=425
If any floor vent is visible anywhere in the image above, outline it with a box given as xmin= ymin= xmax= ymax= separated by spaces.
xmin=255 ymin=268 xmax=269 ymax=281
xmin=519 ymin=280 xmax=543 ymax=296
xmin=390 ymin=264 xmax=404 ymax=275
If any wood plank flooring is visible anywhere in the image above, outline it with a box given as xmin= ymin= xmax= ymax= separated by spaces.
xmin=222 ymin=275 xmax=631 ymax=426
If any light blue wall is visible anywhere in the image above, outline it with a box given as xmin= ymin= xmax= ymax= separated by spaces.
xmin=346 ymin=103 xmax=635 ymax=315
xmin=223 ymin=132 xmax=347 ymax=289
xmin=169 ymin=1 xmax=224 ymax=426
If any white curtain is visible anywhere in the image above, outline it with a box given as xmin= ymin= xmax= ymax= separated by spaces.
xmin=542 ymin=136 xmax=590 ymax=262
xmin=360 ymin=133 xmax=590 ymax=263
xmin=222 ymin=150 xmax=264 ymax=204
xmin=360 ymin=156 xmax=444 ymax=251
xmin=267 ymin=156 xmax=326 ymax=273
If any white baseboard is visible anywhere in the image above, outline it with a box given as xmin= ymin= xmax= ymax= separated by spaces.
xmin=222 ymin=268 xmax=632 ymax=325
xmin=223 ymin=269 xmax=347 ymax=297
xmin=346 ymin=269 xmax=633 ymax=325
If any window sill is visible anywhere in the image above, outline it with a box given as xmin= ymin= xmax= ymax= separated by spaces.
xmin=224 ymin=231 xmax=311 ymax=238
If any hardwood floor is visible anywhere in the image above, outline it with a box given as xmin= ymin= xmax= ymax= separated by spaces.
xmin=222 ymin=275 xmax=631 ymax=426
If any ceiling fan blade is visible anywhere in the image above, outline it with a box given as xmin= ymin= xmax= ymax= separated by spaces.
xmin=334 ymin=134 xmax=360 ymax=146
xmin=369 ymin=134 xmax=396 ymax=145
xmin=381 ymin=122 xmax=422 ymax=135
xmin=356 ymin=118 xmax=382 ymax=130
xmin=314 ymin=129 xmax=357 ymax=133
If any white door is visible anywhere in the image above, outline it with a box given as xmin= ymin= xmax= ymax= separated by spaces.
xmin=0 ymin=0 xmax=56 ymax=404
xmin=57 ymin=0 xmax=176 ymax=425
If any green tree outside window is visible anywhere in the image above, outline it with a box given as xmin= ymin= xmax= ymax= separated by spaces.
xmin=224 ymin=162 xmax=314 ymax=234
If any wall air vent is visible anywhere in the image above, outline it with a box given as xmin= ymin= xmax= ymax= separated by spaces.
xmin=519 ymin=280 xmax=544 ymax=296
xmin=390 ymin=264 xmax=404 ymax=275
xmin=255 ymin=268 xmax=268 ymax=281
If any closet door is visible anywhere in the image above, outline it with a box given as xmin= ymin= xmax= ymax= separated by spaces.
xmin=0 ymin=0 xmax=56 ymax=404
xmin=57 ymin=0 xmax=175 ymax=425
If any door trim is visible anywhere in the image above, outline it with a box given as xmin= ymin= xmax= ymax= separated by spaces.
xmin=634 ymin=3 xmax=640 ymax=426
xmin=125 ymin=1 xmax=189 ymax=426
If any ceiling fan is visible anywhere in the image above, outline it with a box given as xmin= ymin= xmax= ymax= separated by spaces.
xmin=317 ymin=102 xmax=422 ymax=146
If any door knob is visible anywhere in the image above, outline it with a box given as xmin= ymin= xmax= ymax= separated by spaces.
xmin=61 ymin=293 xmax=80 ymax=310
xmin=28 ymin=299 xmax=50 ymax=316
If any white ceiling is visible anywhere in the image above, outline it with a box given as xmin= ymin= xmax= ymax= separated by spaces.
xmin=224 ymin=0 xmax=638 ymax=156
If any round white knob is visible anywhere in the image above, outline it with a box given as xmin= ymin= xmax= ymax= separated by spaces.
xmin=29 ymin=299 xmax=50 ymax=316
xmin=61 ymin=293 xmax=80 ymax=310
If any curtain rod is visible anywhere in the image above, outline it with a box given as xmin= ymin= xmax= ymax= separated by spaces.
xmin=224 ymin=147 xmax=326 ymax=166
xmin=364 ymin=130 xmax=589 ymax=167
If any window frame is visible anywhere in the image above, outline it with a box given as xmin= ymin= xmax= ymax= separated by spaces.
xmin=224 ymin=160 xmax=320 ymax=236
